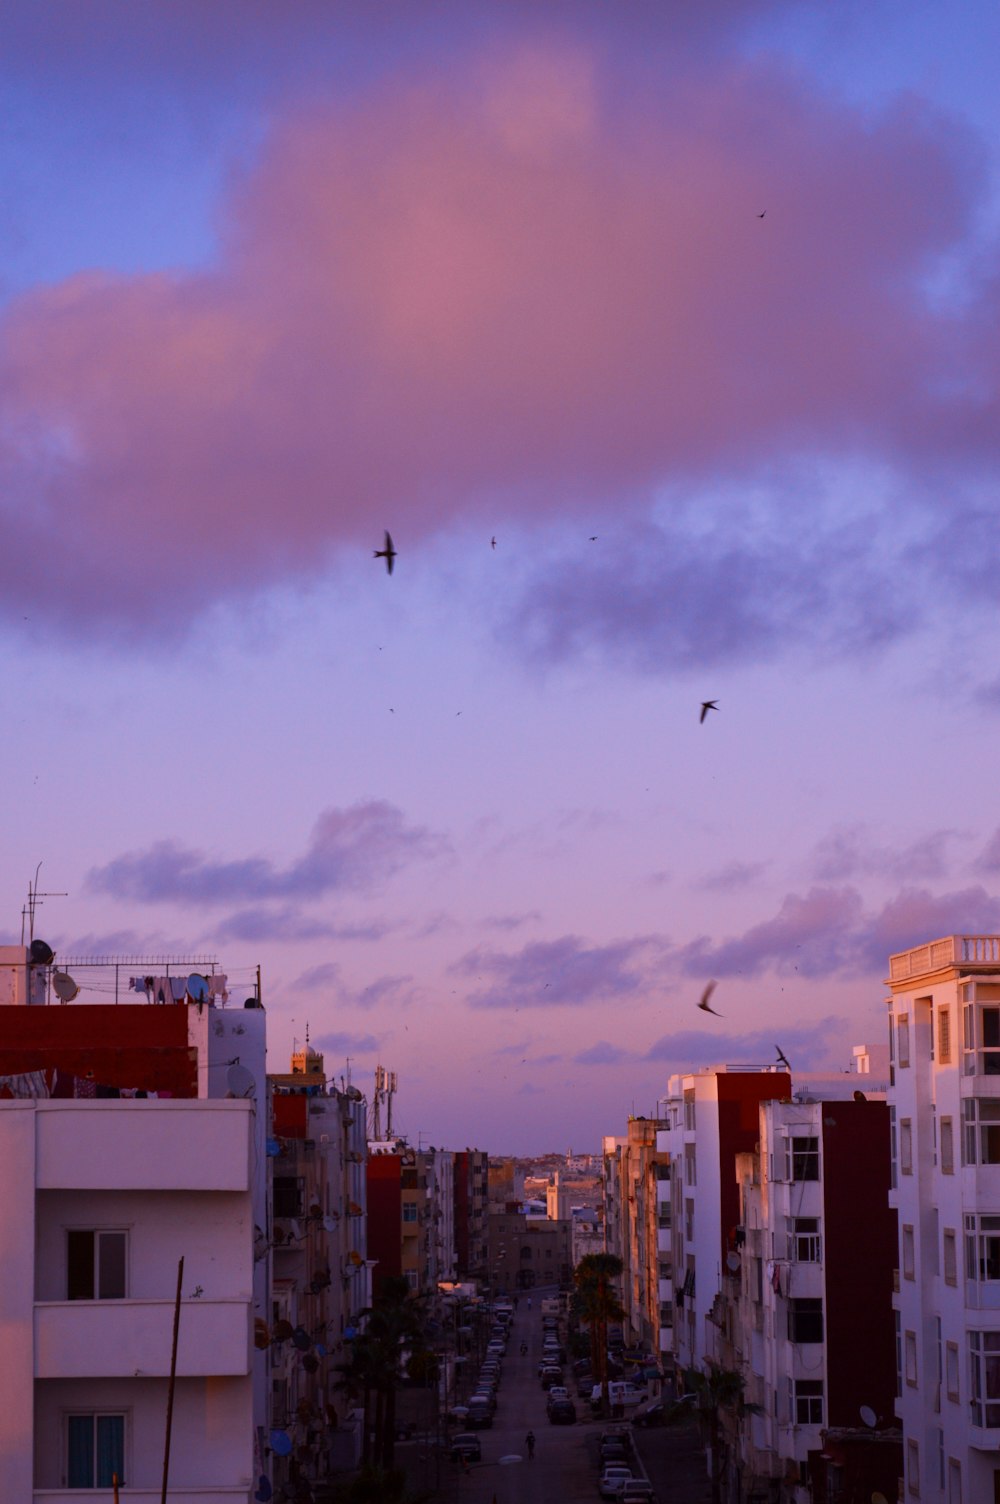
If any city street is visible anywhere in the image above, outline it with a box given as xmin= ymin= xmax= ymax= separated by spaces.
xmin=439 ymin=1291 xmax=640 ymax=1504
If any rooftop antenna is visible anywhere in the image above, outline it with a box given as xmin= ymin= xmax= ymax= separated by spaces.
xmin=20 ymin=863 xmax=67 ymax=944
xmin=386 ymin=1070 xmax=398 ymax=1138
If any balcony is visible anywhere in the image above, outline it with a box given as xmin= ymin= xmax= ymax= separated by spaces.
xmin=889 ymin=935 xmax=1000 ymax=983
xmin=34 ymin=1101 xmax=251 ymax=1192
xmin=34 ymin=1298 xmax=250 ymax=1378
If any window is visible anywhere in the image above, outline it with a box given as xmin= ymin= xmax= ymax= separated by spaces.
xmin=939 ymin=1006 xmax=952 ymax=1065
xmin=67 ymin=1413 xmax=125 ymax=1488
xmin=905 ymin=1329 xmax=918 ymax=1387
xmin=907 ymin=1438 xmax=919 ymax=1496
xmin=965 ymin=1214 xmax=1000 ymax=1283
xmin=788 ymin=1299 xmax=823 ymax=1344
xmin=969 ymin=1330 xmax=1000 ymax=1425
xmin=941 ymin=1117 xmax=954 ymax=1175
xmin=895 ymin=1311 xmax=902 ymax=1398
xmin=947 ymin=1458 xmax=961 ymax=1504
xmin=963 ymin=1099 xmax=1000 ymax=1164
xmin=684 ymin=1147 xmax=697 ymax=1187
xmin=685 ymin=1200 xmax=694 ymax=1242
xmin=405 ymin=1269 xmax=419 ymax=1290
xmin=902 ymin=1225 xmax=915 ymax=1281
xmin=789 ymin=1217 xmax=821 ymax=1263
xmin=402 ymin=1202 xmax=418 ymax=1222
xmin=964 ymin=1002 xmax=1000 ymax=1075
xmin=273 ymin=1177 xmax=303 ymax=1218
xmin=898 ymin=1014 xmax=910 ymax=1068
xmin=67 ymin=1231 xmax=127 ymax=1301
xmin=794 ymin=1379 xmax=823 ymax=1424
xmin=787 ymin=1137 xmax=818 ymax=1185
xmin=900 ymin=1119 xmax=913 ymax=1174
xmin=683 ymin=1090 xmax=696 ymax=1131
xmin=943 ymin=1229 xmax=957 ymax=1285
xmin=890 ymin=1106 xmax=898 ymax=1188
xmin=946 ymin=1341 xmax=960 ymax=1401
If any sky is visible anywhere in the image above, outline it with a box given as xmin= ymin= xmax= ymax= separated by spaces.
xmin=3 ymin=0 xmax=1000 ymax=1154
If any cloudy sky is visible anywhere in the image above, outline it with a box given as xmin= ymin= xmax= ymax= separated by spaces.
xmin=3 ymin=0 xmax=1000 ymax=1153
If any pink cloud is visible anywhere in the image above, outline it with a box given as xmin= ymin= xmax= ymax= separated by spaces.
xmin=0 ymin=45 xmax=988 ymax=635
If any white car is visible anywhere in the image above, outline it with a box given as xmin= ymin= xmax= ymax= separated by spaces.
xmin=599 ymin=1467 xmax=633 ymax=1499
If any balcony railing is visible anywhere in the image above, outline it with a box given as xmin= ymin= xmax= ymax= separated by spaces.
xmin=889 ymin=935 xmax=1000 ymax=982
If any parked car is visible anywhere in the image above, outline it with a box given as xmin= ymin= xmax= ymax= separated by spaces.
xmin=631 ymin=1401 xmax=665 ymax=1428
xmin=591 ymin=1381 xmax=645 ymax=1411
xmin=599 ymin=1443 xmax=629 ymax=1472
xmin=548 ymin=1398 xmax=577 ymax=1424
xmin=540 ymin=1367 xmax=563 ymax=1389
xmin=465 ymin=1404 xmax=493 ymax=1430
xmin=615 ymin=1483 xmax=656 ymax=1504
xmin=546 ymin=1385 xmax=569 ymax=1405
xmin=599 ymin=1467 xmax=633 ymax=1499
xmin=449 ymin=1434 xmax=482 ymax=1463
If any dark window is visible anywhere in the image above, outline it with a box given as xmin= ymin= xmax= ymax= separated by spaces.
xmin=791 ymin=1138 xmax=819 ymax=1181
xmin=67 ymin=1231 xmax=127 ymax=1300
xmin=794 ymin=1380 xmax=823 ymax=1424
xmin=67 ymin=1414 xmax=125 ymax=1487
xmin=273 ymin=1178 xmax=303 ymax=1218
xmin=788 ymin=1299 xmax=824 ymax=1344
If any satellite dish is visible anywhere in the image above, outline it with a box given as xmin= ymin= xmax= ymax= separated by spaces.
xmin=30 ymin=939 xmax=54 ymax=965
xmin=269 ymin=1429 xmax=292 ymax=1457
xmin=292 ymin=1326 xmax=311 ymax=1351
xmin=226 ymin=1063 xmax=256 ymax=1098
xmin=322 ymin=1215 xmax=336 ymax=1233
xmin=52 ymin=970 xmax=80 ymax=1002
xmin=186 ymin=973 xmax=209 ymax=1004
xmin=859 ymin=1405 xmax=877 ymax=1429
xmin=726 ymin=1252 xmax=741 ymax=1272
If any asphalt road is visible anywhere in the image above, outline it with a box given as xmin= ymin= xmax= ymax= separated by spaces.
xmin=441 ymin=1289 xmax=640 ymax=1504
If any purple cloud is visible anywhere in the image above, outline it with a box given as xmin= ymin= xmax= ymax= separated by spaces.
xmin=574 ymin=1040 xmax=633 ymax=1065
xmin=290 ymin=962 xmax=342 ymax=992
xmin=87 ymin=801 xmax=443 ymax=905
xmin=312 ymin=1030 xmax=379 ymax=1055
xmin=810 ymin=824 xmax=955 ymax=882
xmin=454 ymin=933 xmax=670 ymax=1008
xmin=679 ymin=882 xmax=1000 ymax=981
xmin=206 ymin=906 xmax=340 ymax=944
xmin=645 ymin=1017 xmax=845 ymax=1070
xmin=975 ymin=828 xmax=1000 ymax=872
xmin=698 ymin=860 xmax=767 ymax=892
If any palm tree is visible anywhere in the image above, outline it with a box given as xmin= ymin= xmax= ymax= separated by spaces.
xmin=574 ymin=1253 xmax=625 ymax=1416
xmin=338 ymin=1277 xmax=432 ymax=1473
xmin=676 ymin=1361 xmax=756 ymax=1504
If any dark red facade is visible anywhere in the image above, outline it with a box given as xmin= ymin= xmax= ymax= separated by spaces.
xmin=0 ymin=1003 xmax=197 ymax=1096
xmin=366 ymin=1154 xmax=403 ymax=1297
xmin=822 ymin=1100 xmax=897 ymax=1427
xmin=716 ymin=1071 xmax=790 ymax=1267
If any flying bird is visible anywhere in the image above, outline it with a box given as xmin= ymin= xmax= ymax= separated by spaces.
xmin=700 ymin=700 xmax=719 ymax=723
xmin=491 ymin=536 xmax=497 ymax=550
xmin=589 ymin=535 xmax=598 ymax=541
xmin=775 ymin=1046 xmax=791 ymax=1070
xmin=373 ymin=530 xmax=396 ymax=575
xmin=758 ymin=210 xmax=766 ymax=218
xmin=698 ymin=981 xmax=722 ymax=1016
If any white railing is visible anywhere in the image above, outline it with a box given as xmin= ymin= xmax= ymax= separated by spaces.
xmin=889 ymin=936 xmax=1000 ymax=982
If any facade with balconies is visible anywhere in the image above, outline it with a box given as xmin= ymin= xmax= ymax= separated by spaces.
xmin=888 ymin=934 xmax=1000 ymax=1504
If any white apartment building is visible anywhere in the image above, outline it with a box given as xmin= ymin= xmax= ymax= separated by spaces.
xmin=0 ymin=943 xmax=269 ymax=1501
xmin=725 ymin=1080 xmax=898 ymax=1504
xmin=658 ymin=1065 xmax=790 ymax=1380
xmin=888 ymin=934 xmax=1000 ymax=1504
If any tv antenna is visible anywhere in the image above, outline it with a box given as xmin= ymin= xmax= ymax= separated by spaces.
xmin=21 ymin=863 xmax=67 ymax=944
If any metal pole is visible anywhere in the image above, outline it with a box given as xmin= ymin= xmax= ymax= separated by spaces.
xmin=161 ymin=1256 xmax=184 ymax=1504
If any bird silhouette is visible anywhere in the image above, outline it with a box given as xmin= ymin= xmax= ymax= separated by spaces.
xmin=700 ymin=700 xmax=719 ymax=723
xmin=758 ymin=210 xmax=766 ymax=218
xmin=588 ymin=535 xmax=598 ymax=542
xmin=491 ymin=536 xmax=497 ymax=550
xmin=373 ymin=530 xmax=396 ymax=575
xmin=698 ymin=981 xmax=722 ymax=1016
xmin=775 ymin=1046 xmax=791 ymax=1070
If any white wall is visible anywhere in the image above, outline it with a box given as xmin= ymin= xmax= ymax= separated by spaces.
xmin=0 ymin=1102 xmax=37 ymax=1501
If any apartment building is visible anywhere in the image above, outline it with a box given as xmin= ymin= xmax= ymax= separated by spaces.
xmin=887 ymin=933 xmax=1000 ymax=1504
xmin=487 ymin=1205 xmax=573 ymax=1293
xmin=269 ymin=1045 xmax=371 ymax=1486
xmin=601 ymin=1118 xmax=669 ymax=1361
xmin=0 ymin=943 xmax=268 ymax=1500
xmin=658 ymin=1065 xmax=790 ymax=1381
xmin=454 ymin=1149 xmax=489 ymax=1282
xmin=721 ymin=1082 xmax=898 ymax=1504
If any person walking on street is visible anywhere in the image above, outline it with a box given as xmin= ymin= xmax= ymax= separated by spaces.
xmin=525 ymin=1430 xmax=535 ymax=1461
